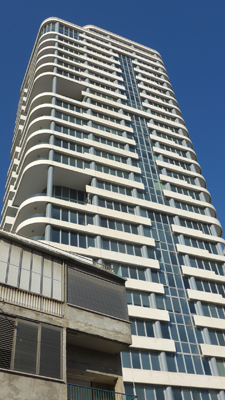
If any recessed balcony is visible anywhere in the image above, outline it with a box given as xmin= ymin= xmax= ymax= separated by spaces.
xmin=13 ymin=160 xmax=92 ymax=206
xmin=27 ymin=72 xmax=86 ymax=109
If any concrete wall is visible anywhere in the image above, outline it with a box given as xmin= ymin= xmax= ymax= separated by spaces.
xmin=65 ymin=304 xmax=132 ymax=350
xmin=0 ymin=372 xmax=67 ymax=400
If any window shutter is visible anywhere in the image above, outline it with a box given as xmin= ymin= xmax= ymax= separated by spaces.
xmin=14 ymin=320 xmax=38 ymax=374
xmin=39 ymin=325 xmax=61 ymax=379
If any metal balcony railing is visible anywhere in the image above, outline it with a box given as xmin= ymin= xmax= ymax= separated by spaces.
xmin=67 ymin=384 xmax=137 ymax=400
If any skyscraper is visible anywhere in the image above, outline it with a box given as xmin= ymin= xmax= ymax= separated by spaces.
xmin=2 ymin=16 xmax=225 ymax=400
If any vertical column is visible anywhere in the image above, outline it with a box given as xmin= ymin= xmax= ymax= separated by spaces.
xmin=45 ymin=72 xmax=57 ymax=241
xmin=91 ymin=177 xmax=102 ymax=265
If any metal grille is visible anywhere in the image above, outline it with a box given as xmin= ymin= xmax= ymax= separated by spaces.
xmin=0 ymin=314 xmax=14 ymax=369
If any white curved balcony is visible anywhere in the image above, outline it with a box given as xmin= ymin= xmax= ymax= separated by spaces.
xmin=38 ymin=31 xmax=58 ymax=47
xmin=171 ymin=224 xmax=225 ymax=245
xmin=136 ymin=74 xmax=173 ymax=92
xmin=163 ymin=189 xmax=216 ymax=217
xmin=153 ymin=146 xmax=201 ymax=169
xmin=138 ymin=82 xmax=176 ymax=101
xmin=160 ymin=174 xmax=211 ymax=203
xmin=156 ymin=159 xmax=204 ymax=185
xmin=16 ymin=216 xmax=46 ymax=238
xmin=176 ymin=244 xmax=225 ymax=263
xmin=12 ymin=195 xmax=48 ymax=230
xmin=37 ymin=42 xmax=58 ymax=59
xmin=150 ymin=132 xmax=193 ymax=151
xmin=140 ymin=91 xmax=180 ymax=118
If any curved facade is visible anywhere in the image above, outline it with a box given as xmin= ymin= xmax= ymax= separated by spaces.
xmin=2 ymin=17 xmax=225 ymax=400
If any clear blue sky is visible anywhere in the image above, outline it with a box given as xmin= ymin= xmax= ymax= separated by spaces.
xmin=1 ymin=1 xmax=225 ymax=233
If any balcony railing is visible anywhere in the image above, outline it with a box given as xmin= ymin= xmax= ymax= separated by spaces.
xmin=67 ymin=384 xmax=137 ymax=400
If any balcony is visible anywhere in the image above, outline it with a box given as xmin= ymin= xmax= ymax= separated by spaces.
xmin=67 ymin=384 xmax=137 ymax=400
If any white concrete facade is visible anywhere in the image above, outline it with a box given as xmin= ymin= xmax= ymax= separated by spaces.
xmin=1 ymin=17 xmax=225 ymax=400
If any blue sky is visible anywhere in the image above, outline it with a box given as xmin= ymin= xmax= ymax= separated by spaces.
xmin=1 ymin=0 xmax=225 ymax=233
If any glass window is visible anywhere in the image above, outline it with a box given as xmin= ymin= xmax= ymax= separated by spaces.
xmin=146 ymin=388 xmax=154 ymax=400
xmin=70 ymin=211 xmax=77 ymax=224
xmin=88 ymin=237 xmax=95 ymax=247
xmin=78 ymin=214 xmax=85 ymax=225
xmin=127 ymin=245 xmax=133 ymax=255
xmin=156 ymin=295 xmax=164 ymax=310
xmin=137 ymin=320 xmax=145 ymax=336
xmin=136 ymin=385 xmax=145 ymax=400
xmin=161 ymin=323 xmax=170 ymax=339
xmin=62 ymin=209 xmax=68 ymax=221
xmin=126 ymin=291 xmax=132 ymax=305
xmin=184 ymin=355 xmax=194 ymax=374
xmin=142 ymin=294 xmax=150 ymax=307
xmin=122 ymin=351 xmax=131 ymax=368
xmin=119 ymin=243 xmax=126 ymax=253
xmin=133 ymin=292 xmax=141 ymax=306
xmin=155 ymin=388 xmax=165 ymax=400
xmin=141 ymin=353 xmax=150 ymax=369
xmin=79 ymin=235 xmax=86 ymax=248
xmin=111 ymin=241 xmax=118 ymax=252
xmin=192 ymin=391 xmax=201 ymax=400
xmin=52 ymin=207 xmax=60 ymax=219
xmin=151 ymin=353 xmax=160 ymax=370
xmin=135 ymin=246 xmax=142 ymax=257
xmin=203 ymin=358 xmax=211 ymax=375
xmin=173 ymin=389 xmax=182 ymax=400
xmin=167 ymin=354 xmax=176 ymax=372
xmin=176 ymin=354 xmax=185 ymax=373
xmin=102 ymin=240 xmax=110 ymax=251
xmin=130 ymin=268 xmax=137 ymax=279
xmin=130 ymin=320 xmax=136 ymax=335
xmin=71 ymin=233 xmax=77 ymax=246
xmin=61 ymin=230 xmax=68 ymax=245
xmin=217 ymin=361 xmax=225 ymax=376
xmin=146 ymin=322 xmax=154 ymax=337
xmin=132 ymin=351 xmax=141 ymax=369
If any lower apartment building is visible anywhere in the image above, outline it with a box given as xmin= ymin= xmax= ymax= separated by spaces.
xmin=0 ymin=229 xmax=132 ymax=400
xmin=1 ymin=17 xmax=225 ymax=400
